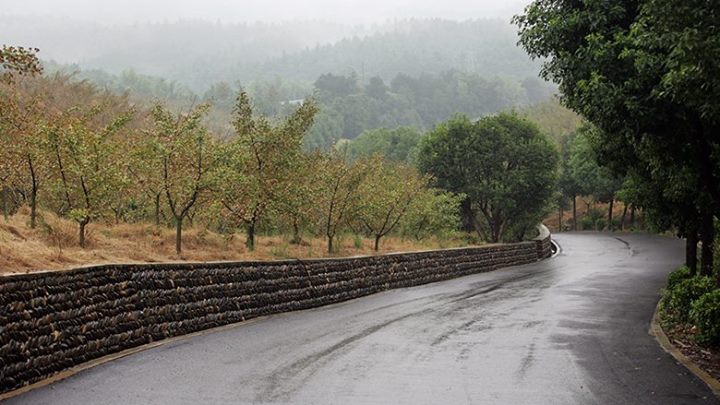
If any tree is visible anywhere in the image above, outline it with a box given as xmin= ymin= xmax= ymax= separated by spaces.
xmin=216 ymin=92 xmax=317 ymax=250
xmin=342 ymin=126 xmax=423 ymax=164
xmin=365 ymin=76 xmax=388 ymax=99
xmin=274 ymin=152 xmax=319 ymax=245
xmin=0 ymin=45 xmax=42 ymax=84
xmin=418 ymin=113 xmax=558 ymax=243
xmin=314 ymin=73 xmax=359 ymax=99
xmin=314 ymin=152 xmax=369 ymax=253
xmin=128 ymin=130 xmax=165 ymax=226
xmin=401 ymin=188 xmax=463 ymax=241
xmin=147 ymin=103 xmax=214 ymax=255
xmin=562 ymin=125 xmax=624 ymax=231
xmin=515 ymin=0 xmax=720 ymax=277
xmin=0 ymin=46 xmax=44 ymax=227
xmin=357 ymin=159 xmax=430 ymax=250
xmin=45 ymin=106 xmax=133 ymax=247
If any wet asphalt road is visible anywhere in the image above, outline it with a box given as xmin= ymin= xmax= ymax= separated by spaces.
xmin=6 ymin=232 xmax=719 ymax=404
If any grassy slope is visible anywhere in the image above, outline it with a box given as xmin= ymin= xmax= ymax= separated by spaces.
xmin=0 ymin=207 xmax=468 ymax=275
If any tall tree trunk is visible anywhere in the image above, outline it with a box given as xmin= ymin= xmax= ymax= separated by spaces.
xmin=79 ymin=220 xmax=88 ymax=248
xmin=374 ymin=234 xmax=381 ymax=251
xmin=572 ymin=195 xmax=577 ymax=231
xmin=460 ymin=198 xmax=475 ymax=233
xmin=558 ymin=204 xmax=563 ymax=233
xmin=629 ymin=205 xmax=636 ymax=229
xmin=700 ymin=212 xmax=714 ymax=277
xmin=30 ymin=185 xmax=37 ymax=229
xmin=246 ymin=221 xmax=256 ymax=251
xmin=28 ymin=156 xmax=38 ymax=229
xmin=607 ymin=199 xmax=614 ymax=231
xmin=686 ymin=230 xmax=698 ymax=276
xmin=492 ymin=226 xmax=500 ymax=243
xmin=154 ymin=193 xmax=161 ymax=226
xmin=291 ymin=219 xmax=302 ymax=245
xmin=175 ymin=217 xmax=183 ymax=255
xmin=327 ymin=235 xmax=334 ymax=254
xmin=620 ymin=203 xmax=628 ymax=231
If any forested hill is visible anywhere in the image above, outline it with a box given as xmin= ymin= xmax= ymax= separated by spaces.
xmin=2 ymin=17 xmax=540 ymax=92
xmin=239 ymin=19 xmax=541 ymax=83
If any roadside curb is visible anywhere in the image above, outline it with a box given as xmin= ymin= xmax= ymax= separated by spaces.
xmin=550 ymin=239 xmax=561 ymax=257
xmin=649 ymin=302 xmax=720 ymax=398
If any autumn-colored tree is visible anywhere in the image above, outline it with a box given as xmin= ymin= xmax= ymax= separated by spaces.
xmin=45 ymin=105 xmax=133 ymax=247
xmin=0 ymin=45 xmax=42 ymax=84
xmin=216 ymin=92 xmax=317 ymax=250
xmin=147 ymin=103 xmax=214 ymax=254
xmin=0 ymin=46 xmax=44 ymax=227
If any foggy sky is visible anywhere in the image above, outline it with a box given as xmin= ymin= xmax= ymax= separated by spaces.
xmin=1 ymin=0 xmax=528 ymax=24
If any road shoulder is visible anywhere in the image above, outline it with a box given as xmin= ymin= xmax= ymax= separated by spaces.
xmin=650 ymin=301 xmax=720 ymax=398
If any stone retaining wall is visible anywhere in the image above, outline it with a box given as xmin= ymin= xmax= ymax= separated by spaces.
xmin=0 ymin=233 xmax=551 ymax=394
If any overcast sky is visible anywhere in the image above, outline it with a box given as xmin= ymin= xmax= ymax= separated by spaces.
xmin=1 ymin=0 xmax=529 ymax=24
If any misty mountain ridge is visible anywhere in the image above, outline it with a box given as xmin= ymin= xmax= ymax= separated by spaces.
xmin=1 ymin=16 xmax=541 ymax=92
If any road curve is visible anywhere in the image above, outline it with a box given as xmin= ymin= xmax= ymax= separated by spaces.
xmin=6 ymin=233 xmax=718 ymax=404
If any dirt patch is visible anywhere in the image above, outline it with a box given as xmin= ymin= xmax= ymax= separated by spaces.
xmin=663 ymin=323 xmax=720 ymax=382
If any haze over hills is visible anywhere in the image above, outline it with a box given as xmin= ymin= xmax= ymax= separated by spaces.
xmin=0 ymin=16 xmax=541 ymax=92
xmin=0 ymin=0 xmax=528 ymax=25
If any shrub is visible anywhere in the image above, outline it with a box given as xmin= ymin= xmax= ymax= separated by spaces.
xmin=661 ymin=275 xmax=715 ymax=324
xmin=690 ymin=290 xmax=720 ymax=346
xmin=667 ymin=266 xmax=692 ymax=290
xmin=580 ymin=216 xmax=595 ymax=230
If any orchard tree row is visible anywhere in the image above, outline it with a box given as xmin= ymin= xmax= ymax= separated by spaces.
xmin=0 ymin=46 xmax=461 ymax=255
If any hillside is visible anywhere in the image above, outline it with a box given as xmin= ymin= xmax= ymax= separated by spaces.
xmin=4 ymin=17 xmax=540 ymax=92
xmin=0 ymin=208 xmax=469 ymax=275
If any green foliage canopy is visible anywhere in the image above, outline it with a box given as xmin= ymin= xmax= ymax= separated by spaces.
xmin=418 ymin=113 xmax=558 ymax=242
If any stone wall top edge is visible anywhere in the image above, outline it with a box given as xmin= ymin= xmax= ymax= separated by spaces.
xmin=0 ymin=240 xmax=539 ymax=282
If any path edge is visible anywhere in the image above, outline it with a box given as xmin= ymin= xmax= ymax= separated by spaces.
xmin=649 ymin=301 xmax=720 ymax=398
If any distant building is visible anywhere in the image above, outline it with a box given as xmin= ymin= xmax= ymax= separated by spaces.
xmin=280 ymin=99 xmax=305 ymax=106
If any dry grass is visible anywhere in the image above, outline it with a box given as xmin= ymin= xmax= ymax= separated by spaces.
xmin=545 ymin=199 xmax=633 ymax=232
xmin=0 ymin=207 xmax=471 ymax=275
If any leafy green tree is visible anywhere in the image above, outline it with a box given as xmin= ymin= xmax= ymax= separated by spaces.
xmin=314 ymin=73 xmax=359 ymax=99
xmin=365 ymin=76 xmax=388 ymax=99
xmin=274 ymin=152 xmax=320 ymax=245
xmin=314 ymin=152 xmax=369 ymax=253
xmin=357 ymin=159 xmax=430 ymax=250
xmin=401 ymin=188 xmax=463 ymax=241
xmin=515 ymin=0 xmax=720 ymax=277
xmin=147 ymin=103 xmax=214 ymax=254
xmin=342 ymin=126 xmax=423 ymax=163
xmin=0 ymin=46 xmax=44 ymax=226
xmin=304 ymin=107 xmax=345 ymax=150
xmin=563 ymin=125 xmax=624 ymax=231
xmin=45 ymin=106 xmax=133 ymax=247
xmin=216 ymin=92 xmax=317 ymax=250
xmin=128 ymin=132 xmax=166 ymax=226
xmin=202 ymin=81 xmax=237 ymax=111
xmin=520 ymin=99 xmax=583 ymax=146
xmin=418 ymin=113 xmax=558 ymax=242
